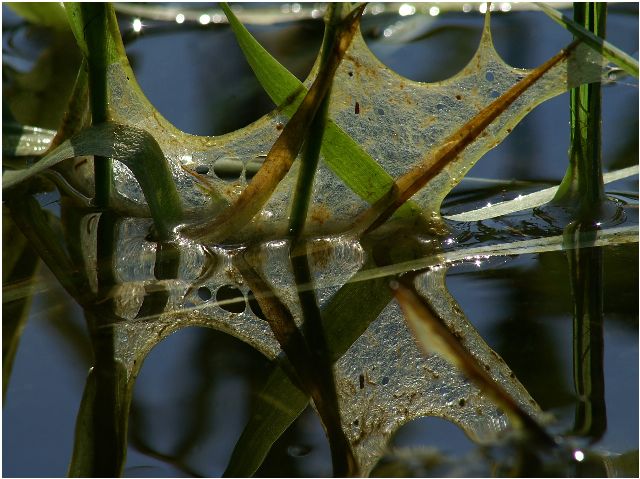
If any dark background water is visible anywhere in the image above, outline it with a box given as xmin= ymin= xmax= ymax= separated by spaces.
xmin=3 ymin=3 xmax=638 ymax=477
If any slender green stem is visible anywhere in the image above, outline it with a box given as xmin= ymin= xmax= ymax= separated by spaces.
xmin=80 ymin=3 xmax=113 ymax=208
xmin=288 ymin=99 xmax=329 ymax=238
xmin=285 ymin=6 xmax=359 ymax=475
xmin=287 ymin=2 xmax=340 ymax=239
xmin=558 ymin=2 xmax=608 ymax=442
xmin=553 ymin=3 xmax=607 ymax=219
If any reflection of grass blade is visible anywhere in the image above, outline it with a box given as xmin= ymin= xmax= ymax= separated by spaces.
xmin=2 ymin=208 xmax=40 ymax=402
xmin=223 ymin=365 xmax=308 ymax=477
xmin=6 ymin=196 xmax=89 ymax=300
xmin=237 ymin=245 xmax=359 ymax=476
xmin=225 ymin=258 xmax=393 ymax=476
xmin=392 ymin=276 xmax=554 ymax=445
xmin=350 ymin=225 xmax=638 ymax=285
xmin=358 ymin=41 xmax=581 ymax=234
xmin=68 ymin=360 xmax=130 ymax=477
xmin=536 ymin=2 xmax=639 ymax=78
xmin=183 ymin=5 xmax=365 ymax=244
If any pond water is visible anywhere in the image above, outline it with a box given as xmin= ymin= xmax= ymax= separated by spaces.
xmin=2 ymin=3 xmax=638 ymax=477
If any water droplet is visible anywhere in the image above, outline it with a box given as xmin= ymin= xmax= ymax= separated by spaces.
xmin=381 ymin=376 xmax=389 ymax=385
xmin=485 ymin=71 xmax=495 ymax=82
xmin=195 ymin=165 xmax=209 ymax=175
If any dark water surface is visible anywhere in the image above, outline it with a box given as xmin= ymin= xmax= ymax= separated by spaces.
xmin=3 ymin=3 xmax=638 ymax=477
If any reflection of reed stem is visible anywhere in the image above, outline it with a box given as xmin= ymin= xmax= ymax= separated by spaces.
xmin=565 ymin=226 xmax=607 ymax=440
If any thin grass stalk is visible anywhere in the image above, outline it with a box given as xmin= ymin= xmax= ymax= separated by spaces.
xmin=80 ymin=3 xmax=113 ymax=208
xmin=559 ymin=2 xmax=608 ymax=441
xmin=287 ymin=5 xmax=359 ymax=475
xmin=553 ymin=3 xmax=607 ymax=217
xmin=74 ymin=6 xmax=129 ymax=474
xmin=287 ymin=0 xmax=336 ymax=239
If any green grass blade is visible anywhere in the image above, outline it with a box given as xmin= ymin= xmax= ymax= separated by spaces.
xmin=3 ymin=123 xmax=183 ymax=239
xmin=220 ymin=3 xmax=418 ymax=218
xmin=183 ymin=5 xmax=364 ymax=244
xmin=535 ymin=2 xmax=638 ymax=78
xmin=6 ymin=2 xmax=69 ymax=30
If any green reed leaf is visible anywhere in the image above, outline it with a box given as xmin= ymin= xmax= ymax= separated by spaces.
xmin=6 ymin=2 xmax=69 ymax=30
xmin=536 ymin=2 xmax=638 ymax=78
xmin=183 ymin=4 xmax=365 ymax=243
xmin=3 ymin=123 xmax=183 ymax=239
xmin=220 ymin=3 xmax=419 ymax=218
